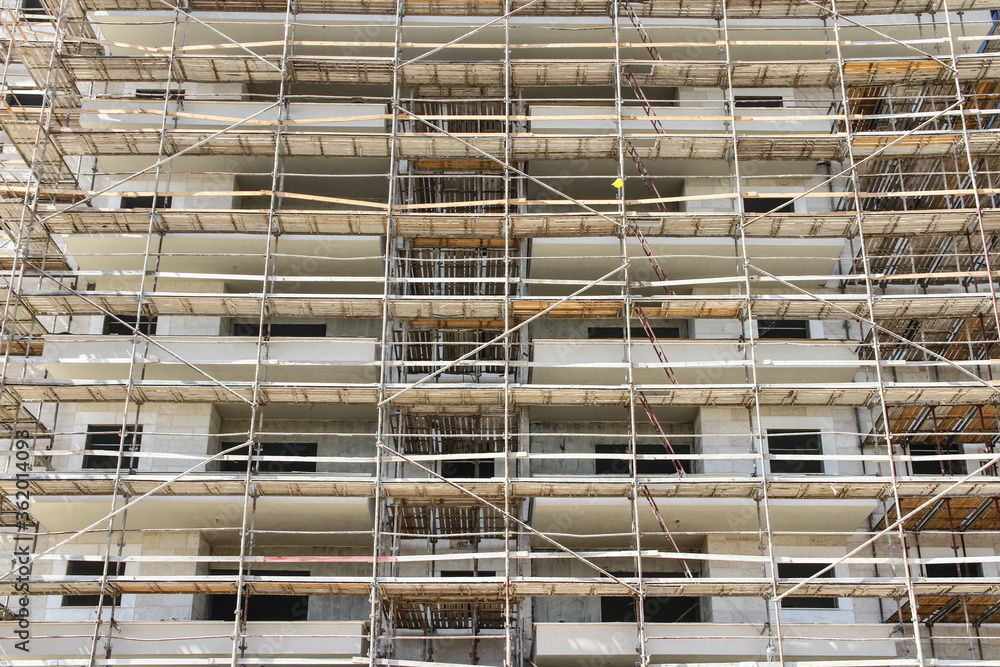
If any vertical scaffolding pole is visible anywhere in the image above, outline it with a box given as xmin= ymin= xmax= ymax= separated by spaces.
xmin=228 ymin=2 xmax=295 ymax=664
xmin=827 ymin=1 xmax=927 ymax=660
xmin=85 ymin=5 xmax=186 ymax=661
xmin=501 ymin=0 xmax=516 ymax=663
xmin=718 ymin=4 xmax=785 ymax=662
xmin=369 ymin=0 xmax=406 ymax=662
xmin=611 ymin=4 xmax=649 ymax=664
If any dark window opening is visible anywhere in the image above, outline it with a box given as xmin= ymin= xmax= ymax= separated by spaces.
xmin=601 ymin=573 xmax=700 ymax=622
xmin=767 ymin=430 xmax=823 ymax=474
xmin=909 ymin=443 xmax=968 ymax=476
xmin=134 ymin=89 xmax=184 ymax=101
xmin=924 ymin=562 xmax=984 ymax=578
xmin=233 ymin=322 xmax=327 ymax=338
xmin=244 ymin=82 xmax=392 ymax=103
xmin=520 ymin=85 xmax=677 ymax=104
xmin=267 ymin=323 xmax=327 ymax=338
xmin=441 ymin=458 xmax=495 ymax=479
xmin=82 ymin=425 xmax=141 ymax=472
xmin=21 ymin=0 xmax=47 ymax=22
xmin=119 ymin=195 xmax=172 ymax=209
xmin=757 ymin=319 xmax=809 ymax=339
xmin=208 ymin=594 xmax=309 ymax=621
xmin=642 ymin=596 xmax=700 ymax=622
xmin=742 ymin=197 xmax=794 ymax=214
xmin=102 ymin=315 xmax=157 ymax=336
xmin=219 ymin=442 xmax=318 ymax=474
xmin=601 ymin=597 xmax=701 ymax=622
xmin=734 ymin=95 xmax=784 ymax=108
xmin=233 ymin=322 xmax=260 ymax=337
xmin=588 ymin=326 xmax=680 ymax=339
xmin=208 ymin=569 xmax=309 ymax=621
xmin=5 ymin=92 xmax=45 ymax=107
xmin=62 ymin=560 xmax=125 ymax=607
xmin=440 ymin=570 xmax=496 ymax=577
xmin=595 ymin=442 xmax=692 ymax=475
xmin=778 ymin=562 xmax=837 ymax=609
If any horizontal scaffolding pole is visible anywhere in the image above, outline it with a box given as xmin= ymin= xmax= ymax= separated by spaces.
xmin=3 ymin=473 xmax=999 ymax=500
xmin=2 ymin=574 xmax=998 ymax=599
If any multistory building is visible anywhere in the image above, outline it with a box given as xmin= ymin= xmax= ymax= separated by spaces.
xmin=1 ymin=0 xmax=999 ymax=664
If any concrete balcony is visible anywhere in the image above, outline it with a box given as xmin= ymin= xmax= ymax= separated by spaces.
xmin=532 ymin=496 xmax=878 ymax=539
xmin=59 ymin=234 xmax=386 ymax=296
xmin=30 ymin=494 xmax=373 ymax=534
xmin=530 ymin=337 xmax=861 ymax=385
xmin=533 ymin=622 xmax=895 ymax=666
xmin=80 ymin=100 xmax=386 ymax=131
xmin=529 ymin=104 xmax=832 ymax=134
xmin=0 ymin=621 xmax=365 ymax=663
xmin=528 ymin=237 xmax=847 ymax=295
xmin=40 ymin=335 xmax=378 ymax=382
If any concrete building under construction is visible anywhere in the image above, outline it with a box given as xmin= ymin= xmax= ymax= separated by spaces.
xmin=0 ymin=0 xmax=999 ymax=664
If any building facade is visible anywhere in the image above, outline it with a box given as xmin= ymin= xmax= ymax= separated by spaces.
xmin=1 ymin=0 xmax=999 ymax=664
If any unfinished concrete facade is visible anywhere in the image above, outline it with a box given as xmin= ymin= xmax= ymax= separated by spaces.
xmin=0 ymin=0 xmax=999 ymax=665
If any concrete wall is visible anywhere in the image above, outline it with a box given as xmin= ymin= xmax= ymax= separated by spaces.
xmin=530 ymin=419 xmax=695 ymax=476
xmin=63 ymin=315 xmax=378 ymax=360
xmin=46 ymin=405 xmax=383 ymax=476
xmin=49 ymin=403 xmax=218 ymax=474
xmin=38 ymin=531 xmax=209 ymax=623
xmin=209 ymin=543 xmax=371 ymax=622
xmin=216 ymin=418 xmax=376 ymax=475
xmin=393 ymin=634 xmax=506 ymax=665
xmin=530 ymin=318 xmax=687 ymax=339
xmin=696 ymin=406 xmax=863 ymax=476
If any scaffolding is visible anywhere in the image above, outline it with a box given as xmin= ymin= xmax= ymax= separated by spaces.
xmin=0 ymin=0 xmax=999 ymax=665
